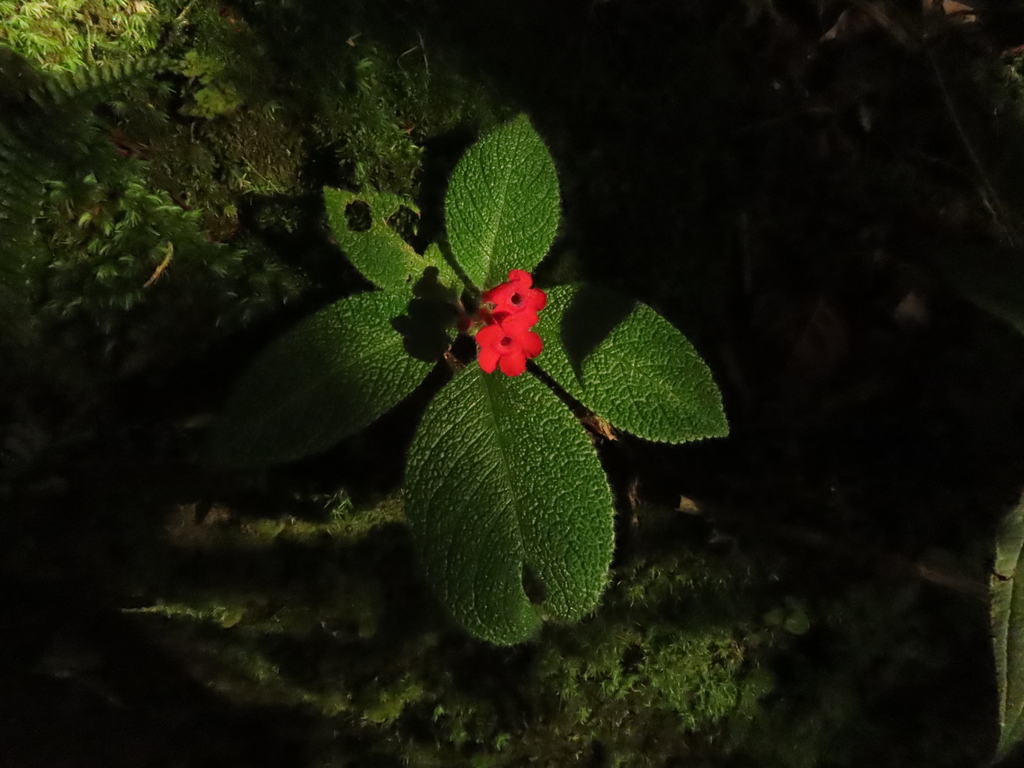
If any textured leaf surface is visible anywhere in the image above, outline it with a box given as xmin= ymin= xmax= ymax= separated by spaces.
xmin=992 ymin=492 xmax=1024 ymax=764
xmin=422 ymin=241 xmax=461 ymax=289
xmin=405 ymin=365 xmax=615 ymax=644
xmin=534 ymin=284 xmax=728 ymax=444
xmin=324 ymin=187 xmax=457 ymax=292
xmin=208 ymin=290 xmax=447 ymax=468
xmin=445 ymin=115 xmax=560 ymax=291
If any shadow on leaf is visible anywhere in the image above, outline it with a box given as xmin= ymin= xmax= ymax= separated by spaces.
xmin=560 ymin=284 xmax=635 ymax=384
xmin=391 ymin=267 xmax=458 ymax=363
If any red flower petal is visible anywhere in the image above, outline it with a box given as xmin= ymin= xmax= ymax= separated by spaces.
xmin=507 ymin=269 xmax=532 ymax=287
xmin=481 ymin=281 xmax=515 ymax=305
xmin=478 ymin=346 xmax=500 ymax=373
xmin=482 ymin=271 xmax=546 ymax=316
xmin=496 ymin=310 xmax=539 ymax=334
xmin=498 ymin=349 xmax=528 ymax=376
xmin=518 ymin=330 xmax=543 ymax=358
xmin=474 ymin=270 xmax=547 ymax=375
xmin=475 ymin=323 xmax=505 ymax=349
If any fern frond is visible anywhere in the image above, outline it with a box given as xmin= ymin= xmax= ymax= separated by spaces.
xmin=0 ymin=51 xmax=168 ymax=251
xmin=0 ymin=121 xmax=50 ymax=246
xmin=29 ymin=55 xmax=167 ymax=111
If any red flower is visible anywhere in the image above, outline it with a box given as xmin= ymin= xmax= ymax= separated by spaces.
xmin=468 ymin=269 xmax=547 ymax=376
xmin=481 ymin=269 xmax=547 ymax=315
xmin=475 ymin=311 xmax=543 ymax=377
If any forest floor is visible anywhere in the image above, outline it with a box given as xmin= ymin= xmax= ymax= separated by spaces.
xmin=3 ymin=1 xmax=1024 ymax=767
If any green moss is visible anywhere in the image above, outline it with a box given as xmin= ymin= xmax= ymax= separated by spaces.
xmin=643 ymin=629 xmax=747 ymax=729
xmin=520 ymin=552 xmax=778 ymax=765
xmin=95 ymin=480 xmax=988 ymax=768
xmin=360 ymin=675 xmax=425 ymax=725
xmin=0 ymin=0 xmax=161 ymax=72
xmin=1 ymin=0 xmax=508 ymax=394
xmin=25 ymin=164 xmax=305 ymax=378
xmin=180 ymin=49 xmax=243 ymax=118
xmin=307 ymin=38 xmax=506 ymax=194
xmin=234 ymin=493 xmax=406 ymax=545
xmin=127 ymin=497 xmax=784 ymax=768
xmin=181 ymin=633 xmax=355 ymax=715
xmin=0 ymin=53 xmax=303 ymax=387
xmin=206 ymin=107 xmax=303 ymax=195
xmin=127 ymin=600 xmax=246 ymax=628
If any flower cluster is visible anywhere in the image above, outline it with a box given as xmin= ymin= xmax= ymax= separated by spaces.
xmin=473 ymin=269 xmax=546 ymax=377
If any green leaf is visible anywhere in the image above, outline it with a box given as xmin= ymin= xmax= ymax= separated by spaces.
xmin=992 ymin=492 xmax=1024 ymax=764
xmin=445 ymin=114 xmax=560 ymax=291
xmin=208 ymin=290 xmax=450 ymax=469
xmin=534 ymin=284 xmax=728 ymax=444
xmin=324 ymin=187 xmax=457 ymax=293
xmin=422 ymin=241 xmax=462 ymax=291
xmin=929 ymin=244 xmax=1024 ymax=336
xmin=405 ymin=365 xmax=615 ymax=645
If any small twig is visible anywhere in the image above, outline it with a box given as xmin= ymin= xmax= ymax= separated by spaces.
xmin=174 ymin=0 xmax=196 ymax=24
xmin=853 ymin=0 xmax=917 ymax=49
xmin=417 ymin=31 xmax=429 ymax=78
xmin=143 ymin=243 xmax=173 ymax=288
xmin=154 ymin=0 xmax=196 ymax=52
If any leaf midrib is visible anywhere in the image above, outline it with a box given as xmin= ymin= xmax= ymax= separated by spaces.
xmin=481 ymin=371 xmax=530 ymax=564
xmin=478 ymin=149 xmax=513 ymax=289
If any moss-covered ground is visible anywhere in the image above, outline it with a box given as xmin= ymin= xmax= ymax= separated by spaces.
xmin=2 ymin=0 xmax=1023 ymax=766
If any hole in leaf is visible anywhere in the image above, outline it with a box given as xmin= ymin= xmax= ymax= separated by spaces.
xmin=386 ymin=205 xmax=420 ymax=243
xmin=344 ymin=200 xmax=372 ymax=232
xmin=521 ymin=563 xmax=548 ymax=605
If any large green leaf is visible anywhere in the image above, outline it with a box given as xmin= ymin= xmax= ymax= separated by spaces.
xmin=444 ymin=115 xmax=560 ymax=291
xmin=405 ymin=365 xmax=615 ymax=644
xmin=992 ymin=492 xmax=1024 ymax=764
xmin=534 ymin=283 xmax=728 ymax=444
xmin=324 ymin=187 xmax=458 ymax=292
xmin=929 ymin=244 xmax=1024 ymax=336
xmin=208 ymin=290 xmax=450 ymax=469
